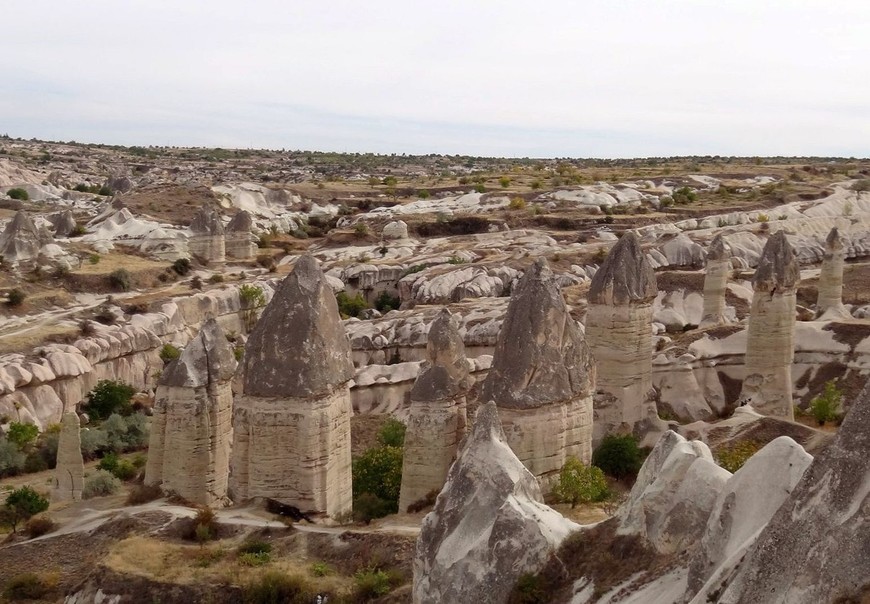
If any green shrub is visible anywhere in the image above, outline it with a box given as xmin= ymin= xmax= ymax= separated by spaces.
xmin=336 ymin=291 xmax=370 ymax=318
xmin=171 ymin=258 xmax=191 ymax=275
xmin=159 ymin=343 xmax=181 ymax=363
xmin=353 ymin=492 xmax=393 ymax=524
xmin=108 ymin=268 xmax=132 ymax=291
xmin=238 ymin=539 xmax=272 ymax=556
xmin=102 ymin=412 xmax=149 ymax=453
xmin=352 ymin=445 xmax=403 ymax=519
xmin=552 ymin=457 xmax=609 ymax=507
xmin=6 ymin=288 xmax=26 ymax=307
xmin=79 ymin=428 xmax=108 ymax=460
xmin=83 ymin=380 xmax=136 ymax=420
xmin=6 ymin=422 xmax=38 ymax=449
xmin=378 ymin=418 xmax=406 ymax=447
xmin=353 ymin=568 xmax=393 ymax=600
xmin=88 ymin=253 xmax=101 ymax=264
xmin=6 ymin=188 xmax=28 ymax=201
xmin=810 ymin=380 xmax=842 ymax=425
xmin=243 ymin=572 xmax=313 ymax=604
xmin=592 ymin=434 xmax=644 ymax=479
xmin=499 ymin=176 xmax=511 ymax=188
xmin=187 ymin=507 xmax=217 ymax=542
xmin=418 ymin=189 xmax=431 ymax=199
xmin=98 ymin=451 xmax=119 ymax=473
xmin=208 ymin=274 xmax=224 ymax=284
xmin=83 ymin=470 xmax=121 ymax=499
xmin=672 ymin=186 xmax=697 ymax=205
xmin=3 ymin=573 xmax=50 ymax=600
xmin=3 ymin=486 xmax=49 ymax=532
xmin=25 ymin=515 xmax=56 ymax=538
xmin=474 ymin=183 xmax=486 ymax=193
xmin=112 ymin=459 xmax=137 ymax=481
xmin=239 ymin=552 xmax=271 ymax=566
xmin=756 ymin=213 xmax=769 ymax=223
xmin=310 ymin=561 xmax=332 ymax=577
xmin=374 ymin=290 xmax=400 ymax=313
xmin=239 ymin=284 xmax=266 ymax=331
xmin=354 ymin=222 xmax=370 ymax=237
xmin=509 ymin=196 xmax=526 ymax=210
xmin=715 ymin=440 xmax=761 ymax=473
xmin=509 ymin=573 xmax=548 ymax=604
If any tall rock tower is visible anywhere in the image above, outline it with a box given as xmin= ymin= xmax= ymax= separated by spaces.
xmin=230 ymin=255 xmax=354 ymax=518
xmin=144 ymin=318 xmax=237 ymax=506
xmin=52 ymin=412 xmax=84 ymax=502
xmin=188 ymin=205 xmax=226 ymax=264
xmin=479 ymin=259 xmax=595 ymax=484
xmin=701 ymin=234 xmax=732 ymax=327
xmin=816 ymin=226 xmax=849 ymax=319
xmin=739 ymin=231 xmax=800 ymax=419
xmin=586 ymin=231 xmax=660 ymax=444
xmin=225 ymin=210 xmax=257 ymax=261
xmin=399 ymin=308 xmax=470 ymax=512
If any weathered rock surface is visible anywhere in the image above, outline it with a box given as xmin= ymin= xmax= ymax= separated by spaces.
xmin=52 ymin=412 xmax=84 ymax=502
xmin=700 ymin=234 xmax=731 ymax=327
xmin=0 ymin=211 xmax=53 ymax=267
xmin=817 ymin=225 xmax=849 ymax=319
xmin=413 ymin=402 xmax=578 ymax=604
xmin=144 ymin=319 xmax=237 ymax=506
xmin=231 ymin=256 xmax=353 ymax=517
xmin=739 ymin=231 xmax=799 ymax=418
xmin=224 ymin=210 xmax=256 ymax=260
xmin=47 ymin=209 xmax=77 ymax=237
xmin=382 ymin=220 xmax=409 ymax=240
xmin=716 ymin=379 xmax=870 ymax=604
xmin=479 ymin=259 xmax=595 ymax=481
xmin=399 ymin=309 xmax=470 ymax=512
xmin=187 ymin=205 xmax=226 ymax=263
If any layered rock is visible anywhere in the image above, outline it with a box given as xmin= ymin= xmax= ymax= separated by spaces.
xmin=230 ymin=256 xmax=353 ymax=517
xmin=398 ymin=309 xmax=470 ymax=512
xmin=51 ymin=412 xmax=84 ymax=502
xmin=478 ymin=259 xmax=595 ymax=483
xmin=717 ymin=379 xmax=870 ymax=604
xmin=225 ymin=210 xmax=256 ymax=260
xmin=47 ymin=210 xmax=77 ymax=238
xmin=187 ymin=205 xmax=225 ymax=264
xmin=144 ymin=319 xmax=237 ymax=506
xmin=816 ymin=226 xmax=849 ymax=319
xmin=739 ymin=231 xmax=800 ymax=418
xmin=0 ymin=211 xmax=52 ymax=267
xmin=700 ymin=234 xmax=731 ymax=327
xmin=586 ymin=231 xmax=661 ymax=445
xmin=413 ymin=402 xmax=578 ymax=604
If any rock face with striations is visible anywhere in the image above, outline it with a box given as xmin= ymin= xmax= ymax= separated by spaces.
xmin=478 ymin=259 xmax=595 ymax=484
xmin=224 ymin=210 xmax=257 ymax=261
xmin=0 ymin=211 xmax=53 ymax=268
xmin=586 ymin=231 xmax=661 ymax=445
xmin=816 ymin=226 xmax=849 ymax=319
xmin=739 ymin=231 xmax=800 ymax=419
xmin=399 ymin=308 xmax=470 ymax=512
xmin=187 ymin=205 xmax=225 ymax=264
xmin=52 ymin=412 xmax=84 ymax=502
xmin=144 ymin=318 xmax=237 ymax=506
xmin=47 ymin=209 xmax=77 ymax=238
xmin=230 ymin=255 xmax=354 ymax=518
xmin=413 ymin=402 xmax=578 ymax=604
xmin=716 ymin=379 xmax=870 ymax=604
xmin=700 ymin=234 xmax=732 ymax=327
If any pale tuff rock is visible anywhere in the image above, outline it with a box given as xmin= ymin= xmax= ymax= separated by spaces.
xmin=687 ymin=436 xmax=812 ymax=601
xmin=586 ymin=231 xmax=662 ymax=445
xmin=144 ymin=319 xmax=237 ymax=506
xmin=52 ymin=412 xmax=84 ymax=502
xmin=618 ymin=431 xmax=729 ymax=554
xmin=47 ymin=209 xmax=77 ymax=238
xmin=816 ymin=226 xmax=849 ymax=319
xmin=0 ymin=211 xmax=53 ymax=267
xmin=399 ymin=309 xmax=470 ymax=512
xmin=413 ymin=402 xmax=579 ymax=604
xmin=739 ymin=231 xmax=799 ymax=419
xmin=231 ymin=256 xmax=353 ymax=517
xmin=700 ymin=234 xmax=731 ymax=327
xmin=479 ymin=259 xmax=595 ymax=482
xmin=187 ymin=205 xmax=226 ymax=263
xmin=225 ymin=210 xmax=256 ymax=260
xmin=717 ymin=380 xmax=870 ymax=604
xmin=382 ymin=220 xmax=410 ymax=240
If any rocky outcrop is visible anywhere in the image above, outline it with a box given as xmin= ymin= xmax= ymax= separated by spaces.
xmin=382 ymin=220 xmax=409 ymax=240
xmin=479 ymin=259 xmax=595 ymax=483
xmin=586 ymin=231 xmax=662 ymax=445
xmin=187 ymin=205 xmax=225 ymax=264
xmin=52 ymin=412 xmax=84 ymax=502
xmin=144 ymin=319 xmax=237 ymax=506
xmin=47 ymin=210 xmax=77 ymax=238
xmin=700 ymin=234 xmax=731 ymax=327
xmin=716 ymin=379 xmax=870 ymax=604
xmin=399 ymin=309 xmax=470 ymax=512
xmin=413 ymin=402 xmax=578 ymax=604
xmin=225 ymin=210 xmax=256 ymax=260
xmin=230 ymin=256 xmax=353 ymax=517
xmin=739 ymin=231 xmax=799 ymax=418
xmin=0 ymin=211 xmax=52 ymax=267
xmin=816 ymin=226 xmax=849 ymax=319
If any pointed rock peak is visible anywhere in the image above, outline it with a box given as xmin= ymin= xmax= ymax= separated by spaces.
xmin=707 ymin=233 xmax=731 ymax=261
xmin=243 ymin=254 xmax=353 ymax=397
xmin=161 ymin=318 xmax=238 ymax=388
xmin=752 ymin=231 xmax=800 ymax=292
xmin=61 ymin=411 xmax=81 ymax=431
xmin=190 ymin=205 xmax=224 ymax=235
xmin=227 ymin=210 xmax=253 ymax=232
xmin=589 ymin=231 xmax=657 ymax=305
xmin=825 ymin=226 xmax=844 ymax=253
xmin=111 ymin=197 xmax=126 ymax=210
xmin=6 ymin=211 xmax=37 ymax=233
xmin=468 ymin=400 xmax=508 ymax=446
xmin=479 ymin=258 xmax=594 ymax=409
xmin=411 ymin=308 xmax=469 ymax=402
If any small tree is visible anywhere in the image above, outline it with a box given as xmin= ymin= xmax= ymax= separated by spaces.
xmin=352 ymin=445 xmax=403 ymax=517
xmin=6 ymin=288 xmax=26 ymax=307
xmin=0 ymin=439 xmax=26 ymax=477
xmin=592 ymin=434 xmax=644 ymax=479
xmin=238 ymin=284 xmax=266 ymax=332
xmin=382 ymin=176 xmax=397 ymax=187
xmin=83 ymin=380 xmax=136 ymax=420
xmin=6 ymin=422 xmax=39 ymax=450
xmin=552 ymin=457 xmax=609 ymax=507
xmin=4 ymin=486 xmax=49 ymax=532
xmin=7 ymin=188 xmax=29 ymax=201
xmin=377 ymin=418 xmax=406 ymax=448
xmin=810 ymin=380 xmax=842 ymax=425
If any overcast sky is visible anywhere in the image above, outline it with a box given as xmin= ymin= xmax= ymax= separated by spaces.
xmin=1 ymin=1 xmax=868 ymax=158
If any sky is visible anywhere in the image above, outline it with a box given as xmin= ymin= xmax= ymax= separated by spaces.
xmin=1 ymin=1 xmax=868 ymax=158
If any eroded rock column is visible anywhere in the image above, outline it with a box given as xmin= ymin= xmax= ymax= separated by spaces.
xmin=52 ymin=412 xmax=84 ymax=502
xmin=230 ymin=255 xmax=354 ymax=518
xmin=739 ymin=231 xmax=800 ymax=419
xmin=701 ymin=234 xmax=732 ymax=327
xmin=816 ymin=226 xmax=849 ymax=319
xmin=225 ymin=210 xmax=257 ymax=261
xmin=399 ymin=308 xmax=470 ymax=512
xmin=144 ymin=318 xmax=237 ymax=506
xmin=187 ymin=205 xmax=226 ymax=264
xmin=479 ymin=259 xmax=595 ymax=484
xmin=586 ymin=231 xmax=661 ymax=444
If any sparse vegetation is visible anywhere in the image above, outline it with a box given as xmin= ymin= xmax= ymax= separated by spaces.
xmin=83 ymin=469 xmax=122 ymax=498
xmin=239 ymin=284 xmax=266 ymax=331
xmin=552 ymin=457 xmax=610 ymax=507
xmin=159 ymin=343 xmax=181 ymax=363
xmin=592 ymin=434 xmax=644 ymax=479
xmin=336 ymin=291 xmax=370 ymax=318
xmin=715 ymin=440 xmax=761 ymax=473
xmin=108 ymin=268 xmax=132 ymax=291
xmin=6 ymin=187 xmax=29 ymax=201
xmin=6 ymin=288 xmax=26 ymax=307
xmin=171 ymin=257 xmax=191 ymax=275
xmin=3 ymin=486 xmax=49 ymax=532
xmin=810 ymin=379 xmax=842 ymax=425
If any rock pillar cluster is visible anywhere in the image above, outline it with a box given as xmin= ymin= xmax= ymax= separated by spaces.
xmin=479 ymin=259 xmax=595 ymax=484
xmin=230 ymin=255 xmax=354 ymax=518
xmin=144 ymin=318 xmax=237 ymax=506
xmin=816 ymin=226 xmax=849 ymax=319
xmin=0 ymin=211 xmax=53 ymax=268
xmin=739 ymin=231 xmax=800 ymax=419
xmin=700 ymin=234 xmax=732 ymax=327
xmin=586 ymin=231 xmax=660 ymax=444
xmin=399 ymin=308 xmax=470 ymax=512
xmin=52 ymin=412 xmax=84 ymax=502
xmin=188 ymin=205 xmax=226 ymax=264
xmin=225 ymin=210 xmax=257 ymax=261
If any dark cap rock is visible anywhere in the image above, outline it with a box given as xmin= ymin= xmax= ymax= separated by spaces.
xmin=707 ymin=233 xmax=731 ymax=262
xmin=227 ymin=210 xmax=253 ymax=233
xmin=160 ymin=318 xmax=238 ymax=388
xmin=588 ymin=231 xmax=657 ymax=305
xmin=190 ymin=206 xmax=225 ymax=235
xmin=752 ymin=231 xmax=800 ymax=292
xmin=825 ymin=226 xmax=844 ymax=254
xmin=410 ymin=308 xmax=469 ymax=402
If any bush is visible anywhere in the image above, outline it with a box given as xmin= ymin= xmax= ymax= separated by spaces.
xmin=238 ymin=539 xmax=272 ymax=556
xmin=108 ymin=268 xmax=132 ymax=292
xmin=310 ymin=561 xmax=332 ymax=577
xmin=354 ymin=222 xmax=370 ymax=237
xmin=672 ymin=186 xmax=697 ymax=205
xmin=352 ymin=445 xmax=403 ymax=518
xmin=592 ymin=434 xmax=644 ymax=479
xmin=243 ymin=572 xmax=314 ymax=604
xmin=83 ymin=470 xmax=121 ymax=499
xmin=6 ymin=288 xmax=26 ymax=307
xmin=98 ymin=451 xmax=120 ymax=473
xmin=126 ymin=483 xmax=162 ymax=505
xmin=378 ymin=418 xmax=406 ymax=447
xmin=239 ymin=284 xmax=266 ymax=331
xmin=509 ymin=196 xmax=526 ymax=210
xmin=159 ymin=343 xmax=181 ymax=363
xmin=715 ymin=440 xmax=761 ymax=473
xmin=6 ymin=188 xmax=29 ymax=201
xmin=112 ymin=459 xmax=137 ymax=481
xmin=208 ymin=274 xmax=224 ymax=284
xmin=509 ymin=573 xmax=548 ymax=604
xmin=186 ymin=507 xmax=217 ymax=542
xmin=80 ymin=428 xmax=108 ymax=460
xmin=810 ymin=380 xmax=842 ymax=425
xmin=191 ymin=275 xmax=203 ymax=290
xmin=418 ymin=189 xmax=430 ymax=199
xmin=3 ymin=573 xmax=50 ymax=601
xmin=473 ymin=183 xmax=486 ymax=193
xmin=354 ymin=568 xmax=393 ymax=600
xmin=850 ymin=179 xmax=870 ymax=192
xmin=353 ymin=492 xmax=393 ymax=524
xmin=171 ymin=258 xmax=191 ymax=276
xmin=3 ymin=486 xmax=49 ymax=532
xmin=552 ymin=457 xmax=609 ymax=507
xmin=374 ymin=290 xmax=400 ymax=313
xmin=336 ymin=291 xmax=370 ymax=318
xmin=6 ymin=422 xmax=38 ymax=449
xmin=83 ymin=380 xmax=136 ymax=420
xmin=103 ymin=412 xmax=149 ymax=453
xmin=25 ymin=515 xmax=56 ymax=538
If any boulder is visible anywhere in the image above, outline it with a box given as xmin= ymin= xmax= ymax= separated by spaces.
xmin=382 ymin=220 xmax=409 ymax=240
